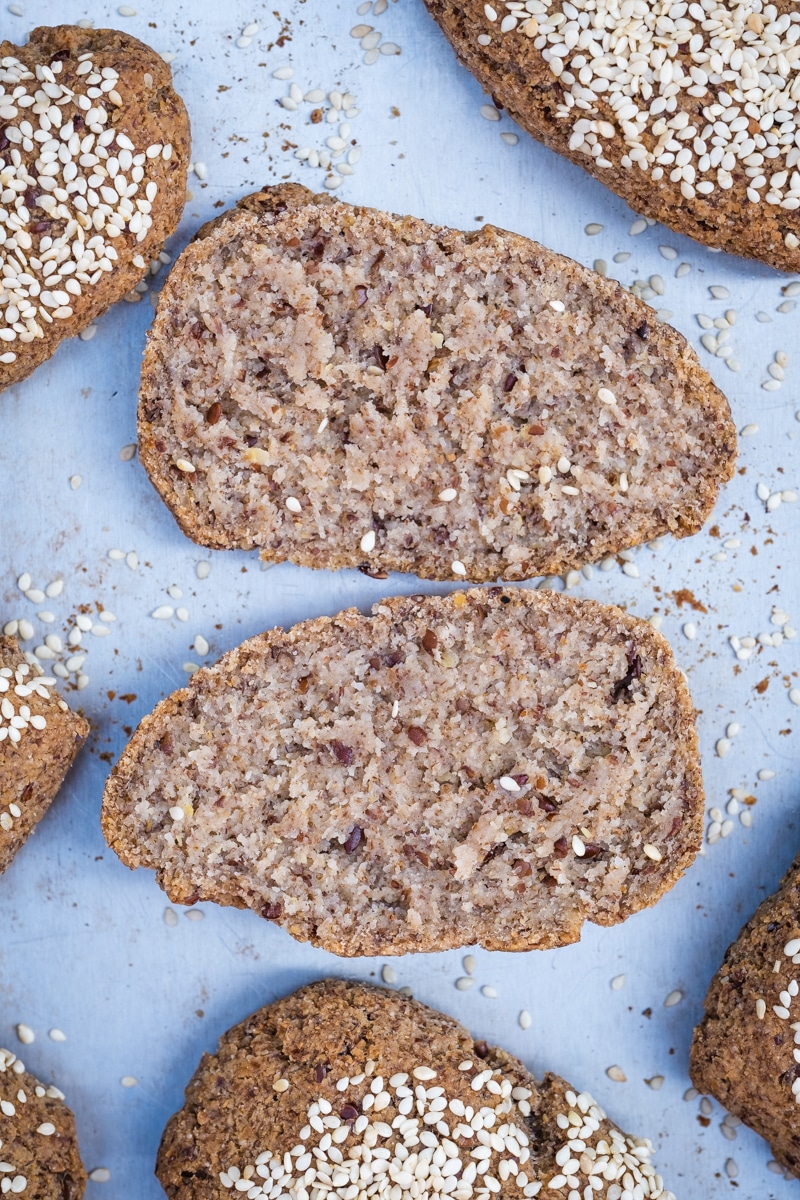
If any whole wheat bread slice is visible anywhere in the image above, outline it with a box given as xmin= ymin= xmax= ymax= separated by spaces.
xmin=139 ymin=184 xmax=735 ymax=582
xmin=101 ymin=587 xmax=703 ymax=957
xmin=423 ymin=0 xmax=800 ymax=273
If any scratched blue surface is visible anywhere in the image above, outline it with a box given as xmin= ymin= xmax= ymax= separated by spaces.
xmin=0 ymin=1 xmax=799 ymax=1196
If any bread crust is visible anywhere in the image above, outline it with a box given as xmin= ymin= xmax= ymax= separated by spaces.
xmin=690 ymin=852 xmax=800 ymax=1176
xmin=0 ymin=24 xmax=190 ymax=392
xmin=156 ymin=979 xmax=675 ymax=1200
xmin=0 ymin=636 xmax=89 ymax=874
xmin=138 ymin=184 xmax=735 ymax=580
xmin=423 ymin=0 xmax=800 ymax=272
xmin=101 ymin=587 xmax=704 ymax=956
xmin=0 ymin=1048 xmax=86 ymax=1199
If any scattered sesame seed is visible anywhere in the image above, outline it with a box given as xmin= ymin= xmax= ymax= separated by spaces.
xmin=611 ymin=974 xmax=625 ymax=991
xmin=606 ymin=1065 xmax=626 ymax=1082
xmin=88 ymin=1168 xmax=111 ymax=1183
xmin=117 ymin=5 xmax=136 ymax=14
xmin=164 ymin=907 xmax=178 ymax=927
xmin=14 ymin=1026 xmax=33 ymax=1046
xmin=480 ymin=104 xmax=501 ymax=121
xmin=380 ymin=964 xmax=397 ymax=984
xmin=480 ymin=985 xmax=498 ymax=998
xmin=519 ymin=1009 xmax=532 ymax=1030
xmin=664 ymin=989 xmax=683 ymax=1008
xmin=48 ymin=1029 xmax=66 ymax=1043
xmin=646 ymin=1075 xmax=665 ymax=1090
xmin=455 ymin=976 xmax=474 ymax=990
xmin=120 ymin=1076 xmax=137 ymax=1088
xmin=584 ymin=223 xmax=603 ymax=235
xmin=151 ymin=606 xmax=174 ymax=621
xmin=683 ymin=622 xmax=697 ymax=640
xmin=69 ymin=475 xmax=82 ymax=490
xmin=463 ymin=954 xmax=476 ymax=975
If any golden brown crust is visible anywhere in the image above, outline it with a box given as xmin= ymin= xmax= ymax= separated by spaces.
xmin=0 ymin=636 xmax=89 ymax=874
xmin=423 ymin=0 xmax=800 ymax=273
xmin=0 ymin=1050 xmax=86 ymax=1198
xmin=156 ymin=980 xmax=675 ymax=1200
xmin=0 ymin=25 xmax=190 ymax=392
xmin=690 ymin=852 xmax=800 ymax=1176
xmin=101 ymin=588 xmax=704 ymax=956
xmin=138 ymin=184 xmax=735 ymax=579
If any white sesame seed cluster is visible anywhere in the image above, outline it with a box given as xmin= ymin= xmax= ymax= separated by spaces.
xmin=484 ymin=0 xmax=800 ymax=232
xmin=218 ymin=1059 xmax=673 ymax=1200
xmin=755 ymin=935 xmax=800 ymax=1105
xmin=0 ymin=657 xmax=64 ymax=837
xmin=0 ymin=1046 xmax=67 ymax=1196
xmin=0 ymin=49 xmax=172 ymax=364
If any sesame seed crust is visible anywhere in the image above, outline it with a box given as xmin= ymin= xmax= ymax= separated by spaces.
xmin=138 ymin=184 xmax=735 ymax=582
xmin=0 ymin=635 xmax=88 ymax=875
xmin=424 ymin=0 xmax=800 ymax=272
xmin=100 ymin=587 xmax=703 ymax=957
xmin=0 ymin=24 xmax=190 ymax=392
xmin=156 ymin=979 xmax=676 ymax=1200
xmin=690 ymin=850 xmax=800 ymax=1177
xmin=0 ymin=1046 xmax=86 ymax=1198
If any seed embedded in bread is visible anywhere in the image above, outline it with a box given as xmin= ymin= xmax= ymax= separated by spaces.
xmin=156 ymin=979 xmax=677 ymax=1200
xmin=0 ymin=1045 xmax=86 ymax=1199
xmin=0 ymin=24 xmax=190 ymax=391
xmin=138 ymin=183 xmax=735 ymax=582
xmin=423 ymin=0 xmax=800 ymax=271
xmin=690 ymin=851 xmax=800 ymax=1177
xmin=101 ymin=587 xmax=704 ymax=956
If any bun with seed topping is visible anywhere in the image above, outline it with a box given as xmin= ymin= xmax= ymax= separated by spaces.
xmin=101 ymin=587 xmax=703 ymax=956
xmin=691 ymin=851 xmax=800 ymax=1177
xmin=0 ymin=1045 xmax=85 ymax=1199
xmin=0 ymin=634 xmax=88 ymax=875
xmin=424 ymin=0 xmax=800 ymax=272
xmin=0 ymin=25 xmax=190 ymax=392
xmin=157 ymin=979 xmax=676 ymax=1200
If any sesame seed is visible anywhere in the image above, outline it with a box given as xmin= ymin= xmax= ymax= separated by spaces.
xmin=273 ymin=1078 xmax=290 ymax=1092
xmin=480 ymin=984 xmax=498 ymax=998
xmin=606 ymin=1065 xmax=626 ymax=1082
xmin=611 ymin=974 xmax=625 ymax=990
xmin=175 ymin=459 xmax=195 ymax=473
xmin=381 ymin=964 xmax=397 ymax=984
xmin=438 ymin=488 xmax=457 ymax=502
xmin=14 ymin=1026 xmax=34 ymax=1046
xmin=121 ymin=1076 xmax=138 ymax=1087
xmin=37 ymin=1122 xmax=55 ymax=1136
xmin=451 ymin=560 xmax=467 ymax=577
xmin=643 ymin=843 xmax=662 ymax=862
xmin=664 ymin=989 xmax=683 ymax=1007
xmin=285 ymin=496 xmax=302 ymax=514
xmin=151 ymin=606 xmax=174 ymax=621
xmin=360 ymin=530 xmax=376 ymax=554
xmin=88 ymin=1168 xmax=111 ymax=1183
xmin=168 ymin=806 xmax=184 ymax=822
xmin=683 ymin=622 xmax=697 ymax=641
xmin=480 ymin=104 xmax=501 ymax=121
xmin=519 ymin=1010 xmax=532 ymax=1030
xmin=48 ymin=1029 xmax=66 ymax=1042
xmin=455 ymin=976 xmax=474 ymax=990
xmin=584 ymin=223 xmax=603 ymax=236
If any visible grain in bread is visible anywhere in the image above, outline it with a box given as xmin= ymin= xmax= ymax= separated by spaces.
xmin=0 ymin=1045 xmax=86 ymax=1199
xmin=0 ymin=636 xmax=88 ymax=874
xmin=138 ymin=184 xmax=735 ymax=582
xmin=101 ymin=587 xmax=703 ymax=956
xmin=0 ymin=25 xmax=190 ymax=392
xmin=423 ymin=0 xmax=800 ymax=273
xmin=157 ymin=979 xmax=676 ymax=1200
xmin=690 ymin=851 xmax=800 ymax=1176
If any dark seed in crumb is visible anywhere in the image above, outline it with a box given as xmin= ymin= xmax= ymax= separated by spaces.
xmin=356 ymin=287 xmax=368 ymax=307
xmin=503 ymin=373 xmax=517 ymax=393
xmin=611 ymin=642 xmax=644 ymax=703
xmin=455 ymin=697 xmax=471 ymax=714
xmin=205 ymin=401 xmax=222 ymax=425
xmin=331 ymin=740 xmax=354 ymax=766
xmin=513 ymin=858 xmax=532 ymax=877
xmin=372 ymin=344 xmax=389 ymax=370
xmin=474 ymin=1040 xmax=489 ymax=1058
xmin=422 ymin=629 xmax=438 ymax=654
xmin=315 ymin=1064 xmax=327 ymax=1083
xmin=262 ymin=901 xmax=283 ymax=920
xmin=344 ymin=825 xmax=363 ymax=853
xmin=407 ymin=725 xmax=426 ymax=746
xmin=636 ymin=321 xmax=651 ymax=340
xmin=340 ymin=1104 xmax=359 ymax=1122
xmin=553 ymin=836 xmax=569 ymax=858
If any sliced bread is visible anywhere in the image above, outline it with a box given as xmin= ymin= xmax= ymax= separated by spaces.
xmin=139 ymin=184 xmax=735 ymax=582
xmin=101 ymin=587 xmax=703 ymax=956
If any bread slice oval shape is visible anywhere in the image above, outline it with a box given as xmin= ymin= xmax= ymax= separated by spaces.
xmin=423 ymin=0 xmax=800 ymax=273
xmin=101 ymin=587 xmax=704 ymax=957
xmin=157 ymin=978 xmax=677 ymax=1200
xmin=138 ymin=183 xmax=735 ymax=583
xmin=0 ymin=24 xmax=190 ymax=392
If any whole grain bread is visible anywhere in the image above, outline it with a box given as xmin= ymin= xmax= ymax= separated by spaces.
xmin=0 ymin=635 xmax=88 ymax=874
xmin=0 ymin=1044 xmax=86 ymax=1199
xmin=690 ymin=851 xmax=800 ymax=1176
xmin=101 ymin=587 xmax=703 ymax=956
xmin=0 ymin=24 xmax=190 ymax=392
xmin=423 ymin=1 xmax=800 ymax=273
xmin=157 ymin=978 xmax=676 ymax=1200
xmin=138 ymin=184 xmax=735 ymax=582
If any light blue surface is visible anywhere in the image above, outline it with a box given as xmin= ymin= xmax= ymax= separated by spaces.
xmin=0 ymin=0 xmax=799 ymax=1196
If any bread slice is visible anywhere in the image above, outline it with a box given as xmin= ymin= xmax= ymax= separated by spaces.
xmin=0 ymin=25 xmax=190 ymax=392
xmin=157 ymin=978 xmax=676 ymax=1200
xmin=423 ymin=1 xmax=800 ymax=273
xmin=0 ymin=1045 xmax=86 ymax=1199
xmin=690 ymin=851 xmax=800 ymax=1177
xmin=101 ymin=587 xmax=703 ymax=956
xmin=0 ymin=635 xmax=89 ymax=874
xmin=138 ymin=183 xmax=735 ymax=582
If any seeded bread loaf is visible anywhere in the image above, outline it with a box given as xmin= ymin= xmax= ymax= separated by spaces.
xmin=139 ymin=184 xmax=735 ymax=582
xmin=424 ymin=0 xmax=800 ymax=273
xmin=0 ymin=1044 xmax=86 ymax=1199
xmin=0 ymin=24 xmax=190 ymax=392
xmin=157 ymin=978 xmax=676 ymax=1200
xmin=690 ymin=851 xmax=800 ymax=1177
xmin=0 ymin=635 xmax=89 ymax=874
xmin=101 ymin=587 xmax=703 ymax=956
